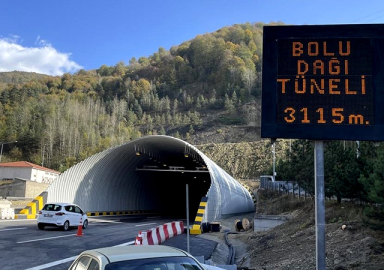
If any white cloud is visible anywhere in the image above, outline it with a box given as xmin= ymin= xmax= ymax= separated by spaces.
xmin=0 ymin=37 xmax=83 ymax=76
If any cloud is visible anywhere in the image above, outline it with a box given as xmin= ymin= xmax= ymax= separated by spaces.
xmin=0 ymin=37 xmax=83 ymax=76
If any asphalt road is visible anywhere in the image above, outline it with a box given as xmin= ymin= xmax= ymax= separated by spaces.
xmin=0 ymin=215 xmax=215 ymax=270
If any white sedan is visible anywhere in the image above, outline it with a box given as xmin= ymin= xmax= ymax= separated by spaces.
xmin=68 ymin=245 xmax=206 ymax=270
xmin=37 ymin=202 xmax=88 ymax=231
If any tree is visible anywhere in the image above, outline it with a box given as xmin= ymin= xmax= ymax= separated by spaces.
xmin=324 ymin=141 xmax=361 ymax=203
xmin=242 ymin=68 xmax=256 ymax=96
xmin=359 ymin=143 xmax=384 ymax=229
xmin=132 ymin=99 xmax=143 ymax=120
xmin=224 ymin=94 xmax=235 ymax=112
xmin=97 ymin=65 xmax=112 ymax=76
xmin=276 ymin=139 xmax=314 ymax=194
xmin=359 ymin=143 xmax=384 ymax=204
xmin=113 ymin=61 xmax=126 ymax=77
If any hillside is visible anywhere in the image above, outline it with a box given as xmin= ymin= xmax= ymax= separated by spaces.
xmin=0 ymin=71 xmax=53 ymax=90
xmin=203 ymin=189 xmax=384 ymax=270
xmin=0 ymin=22 xmax=273 ymax=173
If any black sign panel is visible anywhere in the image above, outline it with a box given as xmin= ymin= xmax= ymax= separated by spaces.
xmin=261 ymin=24 xmax=384 ymax=141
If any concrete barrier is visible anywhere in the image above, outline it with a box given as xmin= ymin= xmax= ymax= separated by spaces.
xmin=138 ymin=221 xmax=184 ymax=245
xmin=254 ymin=215 xmax=289 ymax=232
xmin=1 ymin=208 xmax=15 ymax=219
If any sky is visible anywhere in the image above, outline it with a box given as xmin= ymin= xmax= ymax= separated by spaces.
xmin=0 ymin=0 xmax=383 ymax=76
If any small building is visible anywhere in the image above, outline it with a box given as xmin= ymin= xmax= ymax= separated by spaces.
xmin=0 ymin=161 xmax=60 ymax=184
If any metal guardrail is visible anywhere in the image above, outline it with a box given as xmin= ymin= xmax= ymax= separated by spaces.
xmin=260 ymin=178 xmax=311 ymax=199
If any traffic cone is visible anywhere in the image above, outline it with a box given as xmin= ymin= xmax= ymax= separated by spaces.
xmin=77 ymin=217 xmax=83 ymax=237
xmin=135 ymin=231 xmax=142 ymax=245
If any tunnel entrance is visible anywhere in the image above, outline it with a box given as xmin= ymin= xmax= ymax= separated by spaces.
xmin=47 ymin=136 xmax=255 ymax=223
xmin=136 ymin=170 xmax=211 ymax=220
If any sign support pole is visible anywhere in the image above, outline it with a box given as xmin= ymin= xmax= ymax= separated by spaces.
xmin=315 ymin=141 xmax=326 ymax=269
xmin=186 ymin=183 xmax=190 ymax=253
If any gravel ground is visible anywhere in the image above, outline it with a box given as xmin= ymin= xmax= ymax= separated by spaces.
xmin=197 ymin=212 xmax=255 ymax=267
xmin=198 ymin=191 xmax=384 ymax=270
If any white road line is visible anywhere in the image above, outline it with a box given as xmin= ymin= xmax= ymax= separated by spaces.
xmin=17 ymin=234 xmax=76 ymax=244
xmin=24 ymin=256 xmax=77 ymax=270
xmin=135 ymin=223 xmax=157 ymax=227
xmin=0 ymin=227 xmax=27 ymax=232
xmin=23 ymin=241 xmax=135 ymax=270
xmin=115 ymin=240 xmax=135 ymax=246
xmin=89 ymin=219 xmax=122 ymax=223
xmin=0 ymin=219 xmax=36 ymax=222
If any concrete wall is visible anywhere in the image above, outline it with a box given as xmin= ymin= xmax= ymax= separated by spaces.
xmin=25 ymin=181 xmax=50 ymax=198
xmin=254 ymin=215 xmax=289 ymax=232
xmin=32 ymin=169 xmax=58 ymax=183
xmin=0 ymin=179 xmax=49 ymax=198
xmin=0 ymin=167 xmax=32 ymax=180
xmin=0 ymin=179 xmax=26 ymax=197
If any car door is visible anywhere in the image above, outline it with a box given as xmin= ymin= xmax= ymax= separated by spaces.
xmin=65 ymin=205 xmax=77 ymax=226
xmin=74 ymin=206 xmax=85 ymax=226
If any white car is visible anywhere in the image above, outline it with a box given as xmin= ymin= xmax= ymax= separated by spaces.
xmin=37 ymin=202 xmax=88 ymax=231
xmin=68 ymin=245 xmax=206 ymax=270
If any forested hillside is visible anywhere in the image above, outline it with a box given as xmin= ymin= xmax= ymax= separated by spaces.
xmin=0 ymin=22 xmax=277 ymax=172
xmin=1 ymin=21 xmax=383 ymax=228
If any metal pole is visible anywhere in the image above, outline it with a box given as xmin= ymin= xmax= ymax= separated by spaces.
xmin=272 ymin=142 xmax=276 ymax=182
xmin=0 ymin=141 xmax=17 ymax=163
xmin=0 ymin=143 xmax=4 ymax=163
xmin=186 ymin=183 xmax=190 ymax=253
xmin=315 ymin=141 xmax=326 ymax=269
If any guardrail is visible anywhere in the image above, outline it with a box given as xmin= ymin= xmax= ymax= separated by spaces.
xmin=260 ymin=178 xmax=311 ymax=199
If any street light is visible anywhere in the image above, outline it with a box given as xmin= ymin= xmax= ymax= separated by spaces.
xmin=0 ymin=141 xmax=17 ymax=163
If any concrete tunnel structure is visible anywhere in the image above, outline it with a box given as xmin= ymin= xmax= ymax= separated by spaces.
xmin=45 ymin=135 xmax=255 ymax=223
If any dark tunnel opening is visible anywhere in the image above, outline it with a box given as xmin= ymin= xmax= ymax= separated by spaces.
xmin=137 ymin=170 xmax=211 ymax=220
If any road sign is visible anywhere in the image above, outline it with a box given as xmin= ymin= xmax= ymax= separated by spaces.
xmin=261 ymin=24 xmax=384 ymax=141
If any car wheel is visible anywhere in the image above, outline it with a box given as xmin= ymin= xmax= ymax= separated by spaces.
xmin=38 ymin=224 xmax=45 ymax=230
xmin=62 ymin=220 xmax=70 ymax=231
xmin=82 ymin=219 xmax=88 ymax=229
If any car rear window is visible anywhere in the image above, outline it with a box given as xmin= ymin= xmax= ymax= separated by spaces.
xmin=42 ymin=204 xmax=62 ymax=211
xmin=106 ymin=256 xmax=203 ymax=270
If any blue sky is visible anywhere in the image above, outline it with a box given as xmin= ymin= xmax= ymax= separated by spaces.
xmin=0 ymin=0 xmax=383 ymax=75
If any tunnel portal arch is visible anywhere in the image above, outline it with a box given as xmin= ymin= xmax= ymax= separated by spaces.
xmin=46 ymin=135 xmax=255 ymax=222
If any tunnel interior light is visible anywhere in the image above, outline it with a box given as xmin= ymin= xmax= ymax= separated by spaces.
xmin=184 ymin=152 xmax=189 ymax=158
xmin=136 ymin=152 xmax=140 ymax=156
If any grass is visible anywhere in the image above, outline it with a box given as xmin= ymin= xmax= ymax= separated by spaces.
xmin=256 ymin=189 xmax=313 ymax=215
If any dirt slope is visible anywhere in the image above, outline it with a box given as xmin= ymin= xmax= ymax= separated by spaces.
xmin=201 ymin=190 xmax=384 ymax=270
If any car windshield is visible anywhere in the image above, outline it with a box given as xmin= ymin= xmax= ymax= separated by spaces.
xmin=105 ymin=256 xmax=204 ymax=270
xmin=42 ymin=204 xmax=62 ymax=211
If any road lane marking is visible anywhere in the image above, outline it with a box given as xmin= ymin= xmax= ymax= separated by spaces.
xmin=135 ymin=223 xmax=156 ymax=227
xmin=89 ymin=219 xmax=122 ymax=223
xmin=0 ymin=219 xmax=36 ymax=222
xmin=0 ymin=227 xmax=27 ymax=232
xmin=115 ymin=240 xmax=135 ymax=246
xmin=17 ymin=234 xmax=76 ymax=244
xmin=24 ymin=256 xmax=77 ymax=270
xmin=24 ymin=241 xmax=135 ymax=270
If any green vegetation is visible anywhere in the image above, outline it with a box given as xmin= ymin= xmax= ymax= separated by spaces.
xmin=273 ymin=139 xmax=384 ymax=229
xmin=0 ymin=21 xmax=382 ymax=228
xmin=0 ymin=22 xmax=272 ymax=171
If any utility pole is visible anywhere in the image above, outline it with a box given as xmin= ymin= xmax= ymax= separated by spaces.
xmin=0 ymin=141 xmax=18 ymax=163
